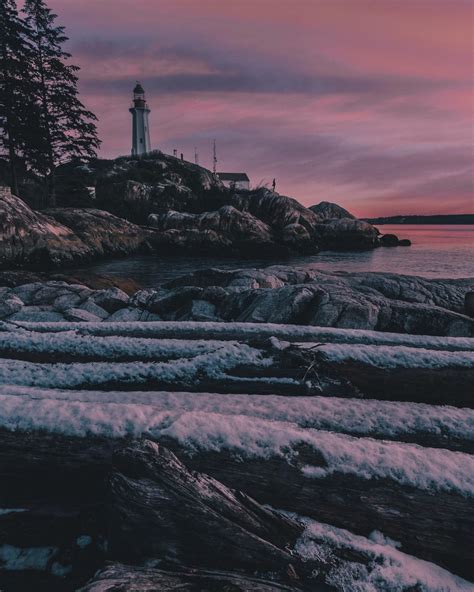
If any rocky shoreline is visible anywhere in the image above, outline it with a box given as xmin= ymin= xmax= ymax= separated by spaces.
xmin=1 ymin=152 xmax=413 ymax=270
xmin=1 ymin=266 xmax=472 ymax=336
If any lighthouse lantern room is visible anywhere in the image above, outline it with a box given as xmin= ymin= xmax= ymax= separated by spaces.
xmin=129 ymin=83 xmax=151 ymax=156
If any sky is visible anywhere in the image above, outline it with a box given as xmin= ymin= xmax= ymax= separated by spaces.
xmin=48 ymin=0 xmax=473 ymax=217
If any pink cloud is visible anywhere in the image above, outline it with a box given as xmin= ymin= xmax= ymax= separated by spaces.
xmin=47 ymin=0 xmax=473 ymax=216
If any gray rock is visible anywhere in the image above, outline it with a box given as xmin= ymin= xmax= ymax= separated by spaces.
xmin=146 ymin=287 xmax=203 ymax=315
xmin=8 ymin=306 xmax=66 ymax=322
xmin=229 ymin=285 xmax=320 ymax=324
xmin=11 ymin=283 xmax=42 ymax=305
xmin=0 ymin=295 xmax=24 ymax=319
xmin=78 ymin=298 xmax=109 ymax=319
xmin=309 ymin=201 xmax=355 ymax=220
xmin=130 ymin=289 xmax=157 ymax=309
xmin=64 ymin=308 xmax=102 ymax=322
xmin=105 ymin=307 xmax=143 ymax=322
xmin=53 ymin=293 xmax=84 ymax=312
xmin=92 ymin=288 xmax=130 ymax=312
xmin=162 ymin=266 xmax=474 ymax=336
xmin=29 ymin=282 xmax=76 ymax=305
xmin=176 ymin=299 xmax=219 ymax=322
xmin=380 ymin=234 xmax=400 ymax=247
xmin=316 ymin=218 xmax=379 ymax=250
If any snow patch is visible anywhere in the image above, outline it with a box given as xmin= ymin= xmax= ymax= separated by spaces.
xmin=0 ymin=396 xmax=472 ymax=496
xmin=294 ymin=517 xmax=474 ymax=592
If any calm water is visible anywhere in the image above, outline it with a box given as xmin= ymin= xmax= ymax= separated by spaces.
xmin=76 ymin=225 xmax=474 ymax=287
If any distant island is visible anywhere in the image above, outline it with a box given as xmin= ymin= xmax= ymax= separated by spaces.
xmin=365 ymin=214 xmax=474 ymax=225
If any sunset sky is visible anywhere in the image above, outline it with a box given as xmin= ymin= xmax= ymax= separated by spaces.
xmin=48 ymin=0 xmax=473 ymax=216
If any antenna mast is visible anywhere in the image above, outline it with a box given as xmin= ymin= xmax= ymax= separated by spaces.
xmin=194 ymin=147 xmax=199 ymax=165
xmin=213 ymin=139 xmax=217 ymax=174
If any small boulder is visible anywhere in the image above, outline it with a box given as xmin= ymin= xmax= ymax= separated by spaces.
xmin=78 ymin=298 xmax=109 ymax=319
xmin=0 ymin=295 xmax=24 ymax=319
xmin=176 ymin=299 xmax=219 ymax=321
xmin=398 ymin=239 xmax=411 ymax=246
xmin=64 ymin=308 xmax=102 ymax=322
xmin=92 ymin=287 xmax=130 ymax=312
xmin=130 ymin=288 xmax=157 ymax=309
xmin=380 ymin=234 xmax=400 ymax=247
xmin=105 ymin=307 xmax=143 ymax=322
xmin=146 ymin=287 xmax=203 ymax=315
xmin=53 ymin=293 xmax=84 ymax=312
xmin=8 ymin=306 xmax=65 ymax=322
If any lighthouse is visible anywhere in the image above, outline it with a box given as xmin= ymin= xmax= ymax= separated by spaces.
xmin=129 ymin=83 xmax=151 ymax=156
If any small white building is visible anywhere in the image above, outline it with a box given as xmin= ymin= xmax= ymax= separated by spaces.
xmin=218 ymin=172 xmax=250 ymax=191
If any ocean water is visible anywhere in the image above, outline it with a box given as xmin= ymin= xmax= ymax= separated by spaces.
xmin=76 ymin=225 xmax=474 ymax=287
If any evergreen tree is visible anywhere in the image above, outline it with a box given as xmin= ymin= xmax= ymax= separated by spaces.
xmin=0 ymin=0 xmax=32 ymax=194
xmin=23 ymin=0 xmax=100 ymax=205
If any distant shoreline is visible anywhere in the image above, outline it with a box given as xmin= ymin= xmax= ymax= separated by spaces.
xmin=364 ymin=214 xmax=474 ymax=225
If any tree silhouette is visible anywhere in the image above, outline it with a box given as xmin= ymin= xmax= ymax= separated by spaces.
xmin=0 ymin=0 xmax=32 ymax=194
xmin=23 ymin=0 xmax=100 ymax=205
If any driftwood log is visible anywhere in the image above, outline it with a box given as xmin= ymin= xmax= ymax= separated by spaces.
xmin=108 ymin=440 xmax=307 ymax=579
xmin=0 ymin=338 xmax=472 ymax=404
xmin=0 ymin=439 xmax=336 ymax=591
xmin=78 ymin=563 xmax=303 ymax=592
xmin=1 ymin=430 xmax=472 ymax=580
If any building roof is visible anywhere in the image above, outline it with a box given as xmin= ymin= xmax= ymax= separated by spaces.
xmin=218 ymin=172 xmax=250 ymax=182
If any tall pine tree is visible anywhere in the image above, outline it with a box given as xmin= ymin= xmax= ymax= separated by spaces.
xmin=0 ymin=0 xmax=32 ymax=194
xmin=23 ymin=0 xmax=100 ymax=206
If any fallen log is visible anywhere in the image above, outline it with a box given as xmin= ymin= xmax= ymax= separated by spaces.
xmin=108 ymin=440 xmax=311 ymax=583
xmin=78 ymin=563 xmax=305 ymax=592
xmin=0 ymin=429 xmax=472 ymax=579
xmin=2 ymin=387 xmax=472 ymax=453
xmin=12 ymin=320 xmax=474 ymax=351
xmin=280 ymin=344 xmax=474 ymax=406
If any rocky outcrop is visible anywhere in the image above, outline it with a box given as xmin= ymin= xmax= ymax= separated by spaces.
xmin=316 ymin=217 xmax=379 ymax=250
xmin=58 ymin=153 xmax=382 ymax=255
xmin=1 ymin=267 xmax=472 ymax=336
xmin=310 ymin=201 xmax=355 ymax=220
xmin=0 ymin=187 xmax=154 ymax=269
xmin=163 ymin=267 xmax=474 ymax=336
xmin=45 ymin=207 xmax=154 ymax=258
xmin=148 ymin=205 xmax=279 ymax=255
xmin=0 ymin=186 xmax=92 ymax=268
xmin=380 ymin=233 xmax=412 ymax=247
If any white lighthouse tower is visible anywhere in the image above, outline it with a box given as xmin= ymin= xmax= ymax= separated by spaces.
xmin=129 ymin=82 xmax=151 ymax=156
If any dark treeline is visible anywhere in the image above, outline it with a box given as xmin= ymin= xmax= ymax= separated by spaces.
xmin=0 ymin=0 xmax=100 ymax=206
